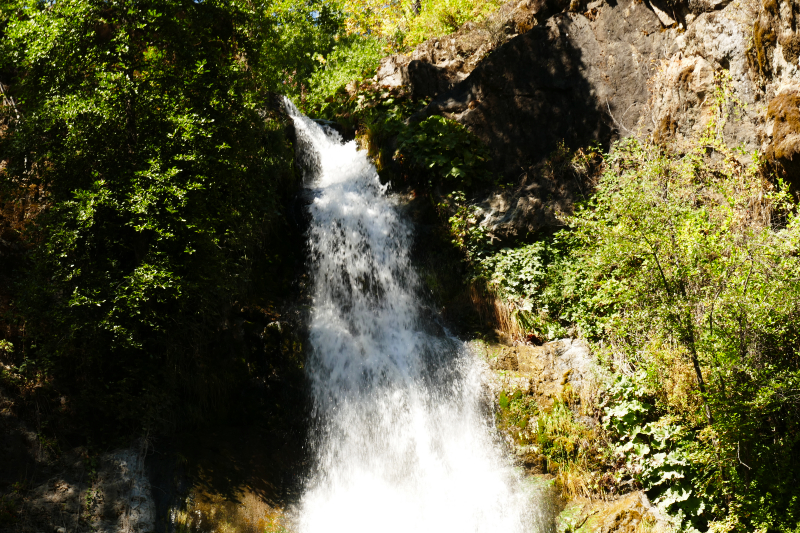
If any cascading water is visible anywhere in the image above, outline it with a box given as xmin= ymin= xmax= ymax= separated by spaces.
xmin=284 ymin=98 xmax=553 ymax=533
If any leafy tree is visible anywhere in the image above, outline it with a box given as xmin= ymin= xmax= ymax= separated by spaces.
xmin=304 ymin=34 xmax=384 ymax=113
xmin=0 ymin=0 xmax=298 ymax=436
xmin=335 ymin=0 xmax=503 ymax=50
xmin=257 ymin=0 xmax=345 ymax=101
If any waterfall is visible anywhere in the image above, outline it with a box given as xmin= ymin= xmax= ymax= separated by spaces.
xmin=284 ymin=99 xmax=548 ymax=533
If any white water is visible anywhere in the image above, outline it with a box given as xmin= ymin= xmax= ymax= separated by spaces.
xmin=284 ymin=99 xmax=547 ymax=533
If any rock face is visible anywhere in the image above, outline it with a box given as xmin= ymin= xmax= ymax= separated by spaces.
xmin=649 ymin=7 xmax=761 ymax=152
xmin=5 ymin=441 xmax=155 ymax=533
xmin=766 ymin=90 xmax=800 ymax=181
xmin=379 ymin=0 xmax=800 ymax=235
xmin=488 ymin=338 xmax=597 ymax=411
xmin=414 ymin=6 xmax=671 ymax=178
xmin=376 ymin=1 xmax=545 ymax=98
xmin=753 ymin=0 xmax=800 ymax=189
xmin=483 ymin=338 xmax=599 ymax=481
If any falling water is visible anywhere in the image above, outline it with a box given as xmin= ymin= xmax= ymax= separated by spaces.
xmin=284 ymin=99 xmax=550 ymax=533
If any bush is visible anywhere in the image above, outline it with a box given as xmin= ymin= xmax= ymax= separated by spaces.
xmin=603 ymin=372 xmax=709 ymax=530
xmin=336 ymin=0 xmax=503 ymax=51
xmin=305 ymin=36 xmax=385 ymax=114
xmin=402 ymin=0 xmax=503 ymax=47
xmin=475 ymin=230 xmax=593 ymax=341
xmin=473 ymin=135 xmax=800 ymax=530
xmin=394 ymin=115 xmax=493 ymax=190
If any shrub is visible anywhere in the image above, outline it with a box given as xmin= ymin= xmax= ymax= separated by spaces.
xmin=478 ymin=135 xmax=800 ymax=530
xmin=402 ymin=0 xmax=504 ymax=48
xmin=305 ymin=36 xmax=385 ymax=115
xmin=603 ymin=373 xmax=708 ymax=530
xmin=337 ymin=0 xmax=503 ymax=51
xmin=394 ymin=115 xmax=493 ymax=190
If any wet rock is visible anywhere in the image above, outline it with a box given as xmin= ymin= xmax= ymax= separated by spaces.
xmin=491 ymin=345 xmax=521 ymax=371
xmin=4 ymin=442 xmax=155 ymax=533
xmin=473 ymin=183 xmax=573 ymax=242
xmin=514 ymin=445 xmax=549 ymax=471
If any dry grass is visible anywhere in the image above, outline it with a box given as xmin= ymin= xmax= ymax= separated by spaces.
xmin=647 ymin=344 xmax=706 ymax=422
xmin=173 ymin=489 xmax=291 ymax=533
xmin=469 ymin=283 xmax=525 ymax=341
xmin=496 ymin=388 xmax=614 ymax=501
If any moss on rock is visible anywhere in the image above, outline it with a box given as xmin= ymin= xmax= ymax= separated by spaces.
xmin=766 ymin=90 xmax=800 ymax=189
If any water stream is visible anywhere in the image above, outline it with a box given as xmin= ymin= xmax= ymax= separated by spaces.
xmin=284 ymin=99 xmax=552 ymax=533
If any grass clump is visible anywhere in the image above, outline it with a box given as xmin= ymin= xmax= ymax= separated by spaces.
xmin=496 ymin=389 xmax=614 ymax=500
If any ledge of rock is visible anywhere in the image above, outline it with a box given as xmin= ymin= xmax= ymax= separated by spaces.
xmin=12 ymin=442 xmax=155 ymax=533
xmin=376 ymin=0 xmax=549 ymax=99
xmin=486 ymin=338 xmax=598 ymax=411
xmin=557 ymin=491 xmax=673 ymax=533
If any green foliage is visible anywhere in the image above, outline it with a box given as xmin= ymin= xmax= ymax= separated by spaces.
xmin=533 ymin=401 xmax=595 ymax=474
xmin=438 ymin=141 xmax=602 ymax=340
xmin=495 ymin=389 xmax=611 ymax=499
xmin=305 ymin=36 xmax=385 ymax=113
xmin=0 ymin=340 xmax=12 ymax=356
xmin=476 ymin=231 xmax=591 ymax=341
xmin=258 ymin=0 xmax=346 ymax=99
xmin=440 ymin=191 xmax=491 ymax=259
xmin=603 ymin=373 xmax=708 ymax=531
xmin=335 ymin=0 xmax=502 ymax=51
xmin=576 ymin=138 xmax=800 ymax=529
xmin=478 ymin=134 xmax=800 ymax=530
xmin=401 ymin=0 xmax=503 ymax=48
xmin=395 ymin=115 xmax=493 ymax=190
xmin=0 ymin=0 xmax=299 ymax=436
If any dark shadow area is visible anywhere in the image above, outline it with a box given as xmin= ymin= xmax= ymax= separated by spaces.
xmin=403 ymin=3 xmax=670 ymax=244
xmin=414 ymin=13 xmax=617 ymax=180
xmin=144 ymin=311 xmax=311 ymax=532
xmin=147 ymin=417 xmax=309 ymax=533
xmin=145 ymin=205 xmax=313 ymax=532
xmin=401 ymin=193 xmax=487 ymax=338
xmin=411 ymin=1 xmax=669 ymax=180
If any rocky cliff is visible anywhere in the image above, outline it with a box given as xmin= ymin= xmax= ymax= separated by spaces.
xmin=377 ymin=0 xmax=797 ymax=237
